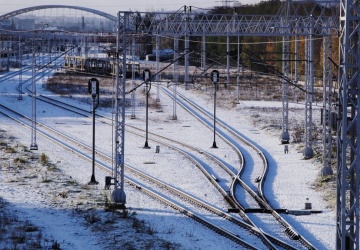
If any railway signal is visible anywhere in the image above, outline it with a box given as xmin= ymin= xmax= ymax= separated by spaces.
xmin=211 ymin=70 xmax=219 ymax=148
xmin=88 ymin=77 xmax=99 ymax=185
xmin=143 ymin=69 xmax=151 ymax=149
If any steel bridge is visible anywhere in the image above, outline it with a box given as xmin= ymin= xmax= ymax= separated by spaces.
xmin=0 ymin=2 xmax=358 ymax=249
xmin=0 ymin=5 xmax=116 ymax=22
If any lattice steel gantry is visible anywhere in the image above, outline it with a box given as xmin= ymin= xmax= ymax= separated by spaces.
xmin=321 ymin=33 xmax=334 ymax=177
xmin=337 ymin=0 xmax=360 ymax=248
xmin=281 ymin=0 xmax=291 ymax=144
xmin=30 ymin=36 xmax=38 ymax=151
xmin=112 ymin=12 xmax=128 ymax=205
xmin=114 ymin=2 xmax=348 ymax=239
xmin=304 ymin=17 xmax=315 ymax=158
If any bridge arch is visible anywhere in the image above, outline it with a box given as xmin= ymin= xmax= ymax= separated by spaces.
xmin=0 ymin=5 xmax=116 ymax=23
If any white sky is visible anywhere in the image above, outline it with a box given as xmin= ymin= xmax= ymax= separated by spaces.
xmin=0 ymin=0 xmax=260 ymax=16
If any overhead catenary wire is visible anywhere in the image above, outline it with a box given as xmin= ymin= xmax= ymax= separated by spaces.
xmin=245 ymin=49 xmax=314 ymax=94
xmin=125 ymin=49 xmax=192 ymax=94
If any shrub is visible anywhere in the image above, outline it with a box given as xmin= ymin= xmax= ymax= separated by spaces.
xmin=5 ymin=146 xmax=16 ymax=153
xmin=84 ymin=213 xmax=101 ymax=224
xmin=58 ymin=191 xmax=68 ymax=198
xmin=51 ymin=240 xmax=61 ymax=249
xmin=40 ymin=153 xmax=49 ymax=165
xmin=42 ymin=172 xmax=51 ymax=183
xmin=14 ymin=157 xmax=27 ymax=164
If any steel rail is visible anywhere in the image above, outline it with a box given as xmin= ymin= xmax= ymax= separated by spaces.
xmin=23 ymin=96 xmax=285 ymax=248
xmin=0 ymin=103 xmax=262 ymax=249
xmin=162 ymin=86 xmax=317 ymax=250
xmin=16 ymin=71 xmax=306 ymax=249
xmin=5 ymin=75 xmax=287 ymax=248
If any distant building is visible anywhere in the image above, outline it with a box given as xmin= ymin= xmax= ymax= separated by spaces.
xmin=0 ymin=19 xmax=12 ymax=30
xmin=17 ymin=18 xmax=35 ymax=30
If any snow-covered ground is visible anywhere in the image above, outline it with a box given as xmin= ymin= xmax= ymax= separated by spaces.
xmin=0 ymin=68 xmax=336 ymax=249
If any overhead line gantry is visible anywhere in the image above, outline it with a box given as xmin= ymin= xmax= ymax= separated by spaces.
xmin=113 ymin=0 xmax=339 ymax=207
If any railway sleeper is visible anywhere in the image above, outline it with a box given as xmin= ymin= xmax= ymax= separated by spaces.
xmin=284 ymin=227 xmax=300 ymax=240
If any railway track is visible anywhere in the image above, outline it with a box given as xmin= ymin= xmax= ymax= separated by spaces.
xmin=161 ymin=86 xmax=318 ymax=250
xmin=21 ymin=58 xmax=63 ymax=91
xmin=1 ymin=66 xmax=318 ymax=249
xmin=22 ymin=89 xmax=287 ymax=248
xmin=0 ymin=66 xmax=32 ymax=83
xmin=18 ymin=73 xmax=316 ymax=249
xmin=28 ymin=87 xmax=307 ymax=249
xmin=0 ymin=102 xmax=267 ymax=249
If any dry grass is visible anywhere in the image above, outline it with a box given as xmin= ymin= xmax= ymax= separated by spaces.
xmin=0 ymin=141 xmax=62 ymax=249
xmin=0 ymin=128 xmax=179 ymax=249
xmin=45 ymin=71 xmax=117 ymax=108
